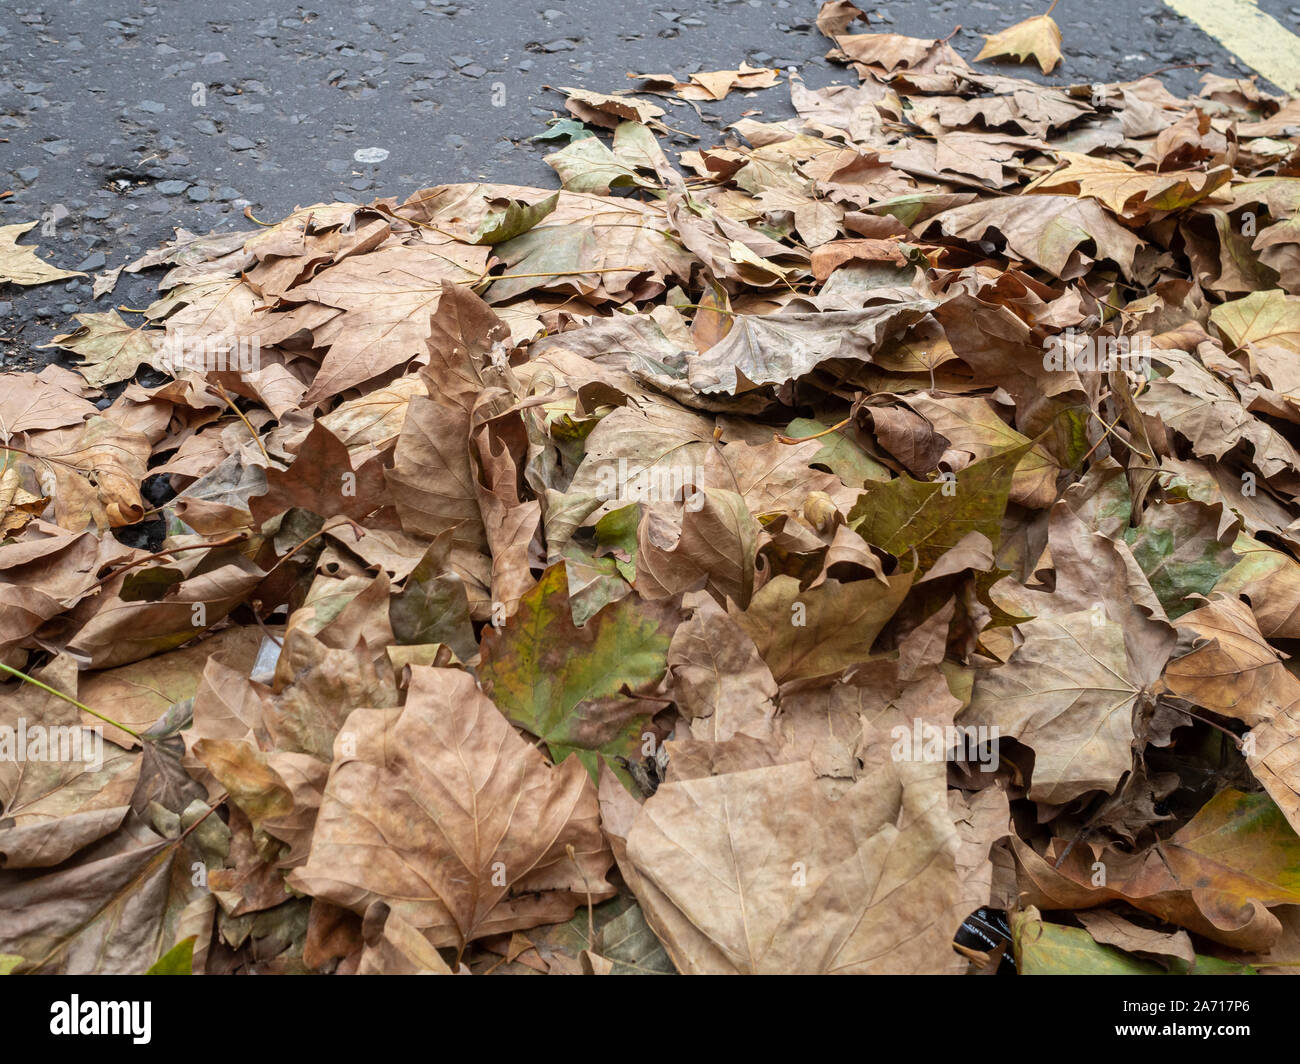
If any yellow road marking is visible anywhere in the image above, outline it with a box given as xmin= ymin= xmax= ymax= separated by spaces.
xmin=1161 ymin=0 xmax=1300 ymax=93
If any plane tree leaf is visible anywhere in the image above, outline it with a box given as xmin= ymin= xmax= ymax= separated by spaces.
xmin=40 ymin=311 xmax=163 ymax=388
xmin=973 ymin=12 xmax=1063 ymax=74
xmin=964 ymin=610 xmax=1140 ymax=804
xmin=7 ymin=5 xmax=1300 ymax=977
xmin=0 ymin=804 xmax=222 ymax=973
xmin=623 ymin=758 xmax=965 ymax=973
xmin=0 ymin=222 xmax=87 ymax=286
xmin=1015 ymin=789 xmax=1300 ymax=951
xmin=1211 ymin=290 xmax=1300 ymax=354
xmin=1030 ymin=153 xmax=1231 ymax=218
xmin=847 ymin=444 xmax=1029 ymax=573
xmin=288 ymin=666 xmax=615 ymax=952
xmin=479 ymin=564 xmax=678 ymax=778
xmin=1011 ymin=907 xmax=1255 ymax=974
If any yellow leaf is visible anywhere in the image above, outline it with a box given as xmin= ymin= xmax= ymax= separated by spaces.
xmin=0 ymin=222 xmax=86 ymax=287
xmin=1029 ymin=152 xmax=1231 ymax=217
xmin=974 ymin=12 xmax=1063 ymax=74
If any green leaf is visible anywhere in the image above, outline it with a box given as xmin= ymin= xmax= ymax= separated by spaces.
xmin=557 ymin=504 xmax=642 ymax=626
xmin=473 ymin=192 xmax=560 ymax=245
xmin=146 ymin=935 xmax=196 ymax=975
xmin=597 ymin=901 xmax=676 ymax=974
xmin=594 ymin=504 xmax=640 ymax=582
xmin=533 ymin=117 xmax=598 ymax=144
xmin=119 ymin=566 xmax=186 ymax=603
xmin=1012 ymin=910 xmax=1256 ymax=975
xmin=785 ymin=417 xmax=889 ymax=486
xmin=847 ymin=444 xmax=1030 ymax=573
xmin=732 ymin=571 xmax=914 ymax=684
xmin=526 ymin=895 xmax=676 ymax=974
xmin=0 ymin=954 xmax=24 ymax=975
xmin=545 ymin=136 xmax=652 ymax=195
xmin=1175 ymin=788 xmax=1300 ymax=900
xmin=478 ymin=563 xmax=676 ymax=781
xmin=389 ymin=537 xmax=477 ymax=660
xmin=1124 ymin=500 xmax=1240 ymax=618
xmin=561 ymin=543 xmax=631 ymax=628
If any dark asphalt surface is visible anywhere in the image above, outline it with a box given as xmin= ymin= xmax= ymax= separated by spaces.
xmin=2 ymin=0 xmax=1297 ymax=368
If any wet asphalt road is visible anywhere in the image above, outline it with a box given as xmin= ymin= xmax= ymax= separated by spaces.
xmin=1 ymin=0 xmax=1297 ymax=366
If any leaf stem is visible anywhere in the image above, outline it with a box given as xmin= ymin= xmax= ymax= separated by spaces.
xmin=89 ymin=532 xmax=251 ymax=591
xmin=473 ymin=266 xmax=655 ymax=284
xmin=674 ymin=302 xmax=740 ymax=317
xmin=213 ymin=383 xmax=269 ymax=464
xmin=267 ymin=517 xmax=366 ymax=574
xmin=0 ymin=662 xmax=142 ymax=739
xmin=774 ymin=416 xmax=853 ymax=445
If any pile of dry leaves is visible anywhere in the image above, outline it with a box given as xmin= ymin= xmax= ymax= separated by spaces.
xmin=3 ymin=2 xmax=1300 ymax=975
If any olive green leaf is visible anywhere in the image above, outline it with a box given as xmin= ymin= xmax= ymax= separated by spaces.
xmin=146 ymin=934 xmax=196 ymax=975
xmin=848 ymin=444 xmax=1030 ymax=573
xmin=389 ymin=534 xmax=477 ymax=660
xmin=479 ymin=563 xmax=677 ymax=780
xmin=1012 ymin=908 xmax=1256 ymax=975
